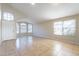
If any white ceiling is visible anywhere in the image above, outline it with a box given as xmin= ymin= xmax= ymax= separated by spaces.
xmin=10 ymin=3 xmax=79 ymax=23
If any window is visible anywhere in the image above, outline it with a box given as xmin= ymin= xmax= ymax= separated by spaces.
xmin=16 ymin=23 xmax=20 ymax=33
xmin=16 ymin=23 xmax=33 ymax=34
xmin=54 ymin=22 xmax=63 ymax=35
xmin=0 ymin=11 xmax=1 ymax=20
xmin=54 ymin=20 xmax=76 ymax=35
xmin=20 ymin=23 xmax=27 ymax=33
xmin=3 ymin=12 xmax=14 ymax=21
xmin=63 ymin=20 xmax=75 ymax=35
xmin=28 ymin=24 xmax=32 ymax=33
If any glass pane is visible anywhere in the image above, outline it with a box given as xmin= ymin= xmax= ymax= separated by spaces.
xmin=54 ymin=22 xmax=63 ymax=35
xmin=16 ymin=23 xmax=20 ymax=33
xmin=3 ymin=12 xmax=14 ymax=21
xmin=63 ymin=20 xmax=75 ymax=35
xmin=28 ymin=24 xmax=32 ymax=33
xmin=20 ymin=23 xmax=27 ymax=33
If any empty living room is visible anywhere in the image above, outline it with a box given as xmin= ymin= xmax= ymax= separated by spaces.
xmin=0 ymin=3 xmax=79 ymax=56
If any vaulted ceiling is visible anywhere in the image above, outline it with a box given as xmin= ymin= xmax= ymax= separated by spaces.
xmin=10 ymin=3 xmax=79 ymax=23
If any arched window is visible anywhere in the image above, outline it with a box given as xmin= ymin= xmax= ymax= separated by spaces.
xmin=3 ymin=12 xmax=14 ymax=21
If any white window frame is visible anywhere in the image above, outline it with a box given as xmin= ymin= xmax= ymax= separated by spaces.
xmin=54 ymin=19 xmax=76 ymax=36
xmin=3 ymin=12 xmax=14 ymax=21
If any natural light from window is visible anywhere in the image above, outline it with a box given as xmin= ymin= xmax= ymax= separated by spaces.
xmin=16 ymin=23 xmax=20 ymax=33
xmin=3 ymin=12 xmax=14 ymax=21
xmin=16 ymin=23 xmax=33 ymax=34
xmin=20 ymin=23 xmax=27 ymax=33
xmin=28 ymin=24 xmax=32 ymax=33
xmin=54 ymin=20 xmax=76 ymax=35
xmin=54 ymin=21 xmax=63 ymax=35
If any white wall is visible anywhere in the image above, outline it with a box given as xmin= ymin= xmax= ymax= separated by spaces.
xmin=33 ymin=15 xmax=79 ymax=45
xmin=33 ymin=22 xmax=52 ymax=38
